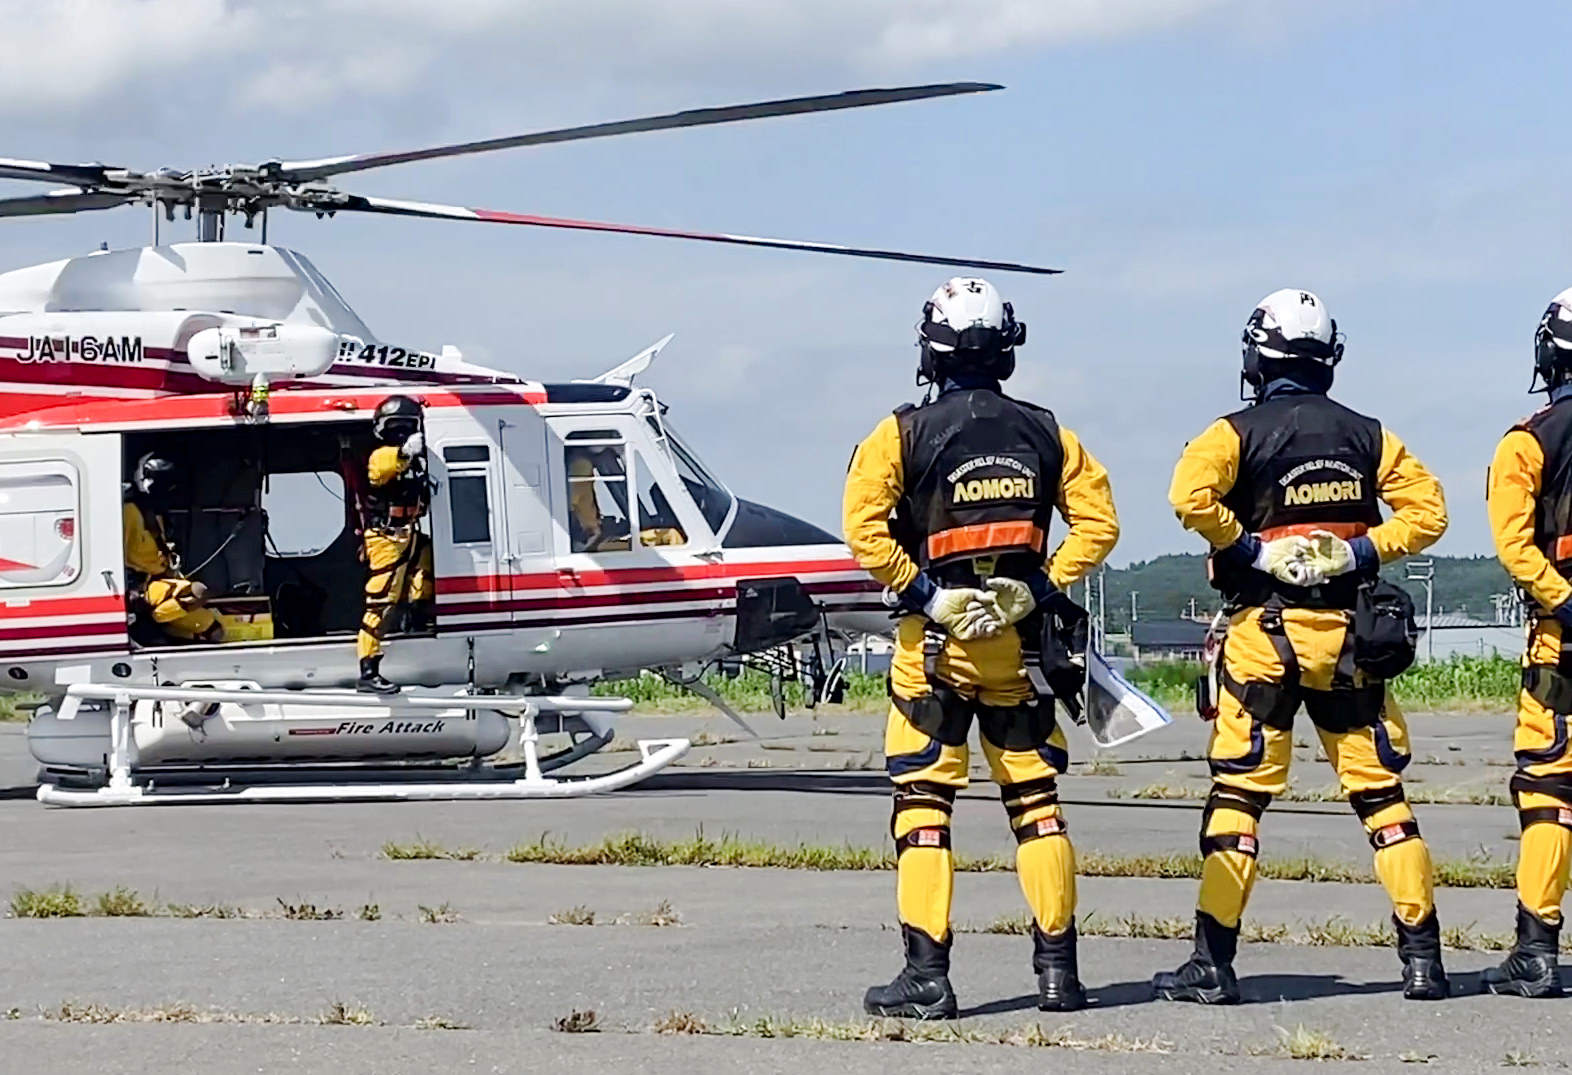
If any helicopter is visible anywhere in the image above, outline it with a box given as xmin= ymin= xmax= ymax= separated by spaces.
xmin=0 ymin=82 xmax=1059 ymax=806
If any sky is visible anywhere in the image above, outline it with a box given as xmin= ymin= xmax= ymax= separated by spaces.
xmin=0 ymin=0 xmax=1567 ymax=565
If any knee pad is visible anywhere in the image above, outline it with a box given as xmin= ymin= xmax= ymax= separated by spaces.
xmin=1199 ymin=784 xmax=1269 ymax=858
xmin=1350 ymin=785 xmax=1421 ymax=848
xmin=999 ymin=776 xmax=1065 ymax=844
xmin=892 ymin=781 xmax=956 ymax=854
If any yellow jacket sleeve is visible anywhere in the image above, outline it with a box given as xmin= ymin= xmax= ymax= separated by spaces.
xmin=122 ymin=502 xmax=170 ymax=577
xmin=1365 ymin=428 xmax=1447 ymax=562
xmin=367 ymin=445 xmax=410 ymax=487
xmin=841 ymin=414 xmax=919 ymax=593
xmin=568 ymin=454 xmax=600 ymax=536
xmin=1488 ymin=429 xmax=1571 ymax=611
xmin=1047 ymin=426 xmax=1119 ymax=588
xmin=1168 ymin=418 xmax=1245 ymax=548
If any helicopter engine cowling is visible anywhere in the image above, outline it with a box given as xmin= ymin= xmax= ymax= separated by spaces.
xmin=187 ymin=323 xmax=339 ymax=386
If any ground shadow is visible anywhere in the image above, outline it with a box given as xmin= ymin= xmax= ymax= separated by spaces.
xmin=636 ymin=770 xmax=893 ymax=796
xmin=959 ymin=973 xmax=1401 ymax=1016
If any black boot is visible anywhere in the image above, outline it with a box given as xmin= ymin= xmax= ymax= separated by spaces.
xmin=1033 ymin=920 xmax=1087 ymax=1012
xmin=863 ymin=925 xmax=958 ymax=1020
xmin=356 ymin=656 xmax=400 ymax=695
xmin=1152 ymin=912 xmax=1241 ymax=1004
xmin=1395 ymin=912 xmax=1449 ymax=1000
xmin=1482 ymin=904 xmax=1563 ymax=998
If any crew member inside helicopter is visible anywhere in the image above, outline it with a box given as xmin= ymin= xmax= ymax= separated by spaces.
xmin=567 ymin=443 xmax=685 ymax=551
xmin=123 ymin=453 xmax=224 ymax=645
xmin=357 ymin=396 xmax=433 ymax=694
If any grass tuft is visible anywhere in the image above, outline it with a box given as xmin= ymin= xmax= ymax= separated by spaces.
xmin=380 ymin=837 xmax=483 ymax=861
xmin=1271 ymin=1024 xmax=1363 ymax=1061
xmin=275 ymin=898 xmax=342 ymax=922
xmin=629 ymin=899 xmax=682 ymax=927
xmin=653 ymin=1010 xmax=708 ymax=1035
xmin=10 ymin=885 xmax=84 ymax=918
xmin=356 ymin=903 xmax=381 ymax=922
xmin=93 ymin=886 xmax=151 ymax=917
xmin=417 ymin=902 xmax=460 ymax=924
xmin=553 ymin=1009 xmax=600 ymax=1034
xmin=549 ymin=906 xmax=596 ymax=926
xmin=412 ymin=1015 xmax=471 ymax=1031
xmin=319 ymin=1002 xmax=377 ymax=1027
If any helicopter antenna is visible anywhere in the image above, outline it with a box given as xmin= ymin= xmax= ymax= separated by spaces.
xmin=0 ymin=83 xmax=1061 ymax=274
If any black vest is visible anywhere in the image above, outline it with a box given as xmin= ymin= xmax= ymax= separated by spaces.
xmin=1517 ymin=396 xmax=1572 ymax=575
xmin=1211 ymin=392 xmax=1383 ymax=609
xmin=365 ymin=452 xmax=426 ymax=524
xmin=893 ymin=389 xmax=1064 ymax=584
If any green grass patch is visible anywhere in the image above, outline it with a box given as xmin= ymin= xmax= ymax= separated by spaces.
xmin=0 ymin=693 xmax=41 ymax=723
xmin=387 ymin=829 xmax=1519 ymax=890
xmin=10 ymin=885 xmax=84 ymax=918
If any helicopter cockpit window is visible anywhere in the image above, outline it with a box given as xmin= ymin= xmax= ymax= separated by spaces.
xmin=565 ymin=431 xmax=631 ymax=553
xmin=634 ymin=449 xmax=687 ymax=548
xmin=666 ymin=426 xmax=733 ymax=533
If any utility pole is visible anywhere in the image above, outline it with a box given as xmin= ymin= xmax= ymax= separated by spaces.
xmin=1406 ymin=559 xmax=1435 ymax=662
xmin=1130 ymin=590 xmax=1139 ymax=623
xmin=1097 ymin=566 xmax=1106 ymax=652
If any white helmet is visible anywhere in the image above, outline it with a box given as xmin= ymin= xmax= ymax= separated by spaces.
xmin=1533 ymin=287 xmax=1572 ymax=391
xmin=916 ymin=277 xmax=1025 ymax=383
xmin=1241 ymin=288 xmax=1343 ymax=395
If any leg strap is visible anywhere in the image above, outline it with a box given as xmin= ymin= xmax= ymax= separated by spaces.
xmin=893 ymin=781 xmax=957 ymax=820
xmin=1511 ymin=770 xmax=1572 ymax=801
xmin=1525 ymin=664 xmax=1572 ymax=716
xmin=1368 ymin=819 xmax=1421 ymax=849
xmin=891 ymin=690 xmax=973 ymax=747
xmin=1200 ymin=832 xmax=1259 ymax=857
xmin=999 ymin=775 xmax=1059 ymax=821
xmin=1013 ymin=813 xmax=1068 ymax=844
xmin=1220 ymin=608 xmax=1302 ymax=730
xmin=1198 ymin=784 xmax=1270 ymax=858
xmin=1349 ymin=783 xmax=1407 ymax=821
xmin=895 ymin=827 xmax=952 ymax=856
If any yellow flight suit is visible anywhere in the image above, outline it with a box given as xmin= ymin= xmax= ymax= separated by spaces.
xmin=358 ymin=445 xmax=433 ymax=661
xmin=844 ymin=413 xmax=1118 ymax=946
xmin=1170 ymin=418 xmax=1447 ymax=932
xmin=122 ymin=502 xmax=219 ymax=642
xmin=1487 ymin=427 xmax=1572 ymax=929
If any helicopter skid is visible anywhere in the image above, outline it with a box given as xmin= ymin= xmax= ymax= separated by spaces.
xmin=35 ymin=737 xmax=689 ymax=807
xmin=31 ymin=681 xmax=685 ymax=807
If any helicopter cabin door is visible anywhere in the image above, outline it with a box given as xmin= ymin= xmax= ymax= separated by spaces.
xmin=425 ymin=403 xmax=552 ymax=633
xmin=0 ymin=430 xmax=128 ymax=683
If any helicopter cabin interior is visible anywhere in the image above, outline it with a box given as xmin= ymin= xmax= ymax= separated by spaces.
xmin=120 ymin=421 xmax=395 ymax=648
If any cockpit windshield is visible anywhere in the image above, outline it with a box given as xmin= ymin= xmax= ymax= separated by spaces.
xmin=662 ymin=424 xmax=734 ymax=534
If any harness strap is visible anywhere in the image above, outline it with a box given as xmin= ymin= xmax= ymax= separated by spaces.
xmin=1348 ymin=784 xmax=1407 ymax=821
xmin=1525 ymin=664 xmax=1572 ymax=715
xmin=1368 ymin=819 xmax=1421 ymax=849
xmin=1200 ymin=832 xmax=1259 ymax=857
xmin=1013 ymin=814 xmax=1067 ymax=844
xmin=1520 ymin=805 xmax=1572 ymax=831
xmin=895 ymin=827 xmax=952 ymax=856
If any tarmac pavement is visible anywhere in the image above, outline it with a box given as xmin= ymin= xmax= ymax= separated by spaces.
xmin=0 ymin=707 xmax=1559 ymax=1074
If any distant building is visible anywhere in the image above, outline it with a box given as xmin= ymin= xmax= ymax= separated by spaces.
xmin=1131 ymin=619 xmax=1209 ymax=662
xmin=1422 ymin=615 xmax=1525 ymax=660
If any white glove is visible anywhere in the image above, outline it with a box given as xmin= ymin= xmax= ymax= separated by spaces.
xmin=1252 ymin=534 xmax=1323 ymax=587
xmin=1307 ymin=530 xmax=1357 ymax=578
xmin=981 ymin=577 xmax=1036 ymax=627
xmin=923 ymin=587 xmax=1002 ymax=641
xmin=400 ymin=432 xmax=425 ymax=459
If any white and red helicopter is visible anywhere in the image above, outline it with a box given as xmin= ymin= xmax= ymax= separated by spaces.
xmin=0 ymin=83 xmax=1057 ymax=806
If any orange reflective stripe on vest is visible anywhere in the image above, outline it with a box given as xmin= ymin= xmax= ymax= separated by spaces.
xmin=926 ymin=521 xmax=1045 ymax=562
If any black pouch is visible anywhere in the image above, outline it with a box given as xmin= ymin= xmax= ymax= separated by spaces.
xmin=1352 ymin=578 xmax=1419 ymax=681
xmin=1038 ymin=589 xmax=1091 ymax=720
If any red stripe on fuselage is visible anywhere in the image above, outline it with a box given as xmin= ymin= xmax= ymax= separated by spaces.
xmin=437 ymin=556 xmax=865 ymax=597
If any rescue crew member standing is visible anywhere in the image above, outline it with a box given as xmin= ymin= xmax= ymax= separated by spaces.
xmin=123 ymin=453 xmax=222 ymax=644
xmin=844 ymin=278 xmax=1119 ymax=1019
xmin=358 ymin=395 xmax=432 ymax=694
xmin=1481 ymin=287 xmax=1572 ymax=998
xmin=1156 ymin=289 xmax=1450 ymax=1004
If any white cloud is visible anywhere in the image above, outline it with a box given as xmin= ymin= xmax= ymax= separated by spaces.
xmin=0 ymin=0 xmax=1278 ymax=119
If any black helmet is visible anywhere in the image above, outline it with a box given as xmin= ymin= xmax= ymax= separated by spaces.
xmin=373 ymin=395 xmax=422 ymax=443
xmin=134 ymin=453 xmax=182 ymax=505
xmin=1533 ymin=291 xmax=1572 ymax=392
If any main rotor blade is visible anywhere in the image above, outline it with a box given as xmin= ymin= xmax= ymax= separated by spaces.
xmin=0 ymin=188 xmax=132 ymax=218
xmin=0 ymin=158 xmax=112 ymax=187
xmin=274 ymin=83 xmax=1001 ymax=183
xmin=313 ymin=194 xmax=1062 ymax=275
